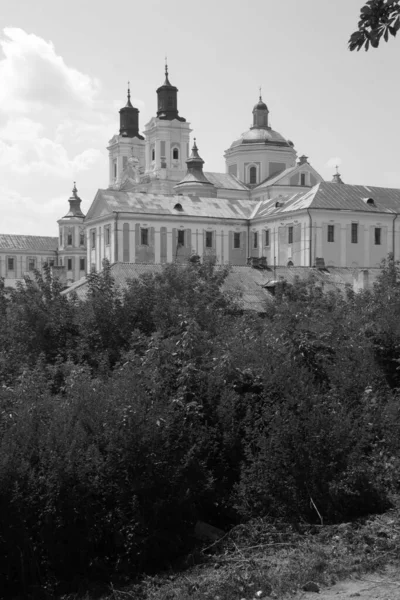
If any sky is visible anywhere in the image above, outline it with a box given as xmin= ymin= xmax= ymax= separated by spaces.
xmin=0 ymin=0 xmax=399 ymax=236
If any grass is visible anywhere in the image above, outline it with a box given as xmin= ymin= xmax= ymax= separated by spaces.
xmin=61 ymin=496 xmax=400 ymax=600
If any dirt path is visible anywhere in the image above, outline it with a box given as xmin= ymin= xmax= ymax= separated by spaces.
xmin=295 ymin=566 xmax=400 ymax=600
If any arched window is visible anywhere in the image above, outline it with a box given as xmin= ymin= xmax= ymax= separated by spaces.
xmin=173 ymin=148 xmax=179 ymax=160
xmin=151 ymin=148 xmax=155 ymax=161
xmin=249 ymin=166 xmax=257 ymax=184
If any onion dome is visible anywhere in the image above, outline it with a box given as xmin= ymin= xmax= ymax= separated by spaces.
xmin=253 ymin=97 xmax=268 ymax=112
xmin=63 ymin=182 xmax=85 ymax=218
xmin=119 ymin=84 xmax=144 ymax=139
xmin=156 ymin=62 xmax=186 ymax=122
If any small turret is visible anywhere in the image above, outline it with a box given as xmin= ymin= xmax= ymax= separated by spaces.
xmin=174 ymin=139 xmax=216 ymax=196
xmin=63 ymin=182 xmax=85 ymax=218
xmin=331 ymin=165 xmax=344 ymax=184
xmin=252 ymin=89 xmax=269 ymax=129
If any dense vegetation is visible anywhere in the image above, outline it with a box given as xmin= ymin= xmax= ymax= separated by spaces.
xmin=1 ymin=258 xmax=400 ymax=598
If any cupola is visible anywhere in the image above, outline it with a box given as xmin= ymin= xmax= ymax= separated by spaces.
xmin=156 ymin=62 xmax=186 ymax=122
xmin=252 ymin=92 xmax=269 ymax=129
xmin=63 ymin=182 xmax=85 ymax=218
xmin=119 ymin=84 xmax=144 ymax=139
xmin=174 ymin=139 xmax=216 ymax=196
xmin=331 ymin=165 xmax=344 ymax=184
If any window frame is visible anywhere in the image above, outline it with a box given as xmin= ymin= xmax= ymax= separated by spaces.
xmin=288 ymin=226 xmax=293 ymax=245
xmin=172 ymin=147 xmax=179 ymax=160
xmin=141 ymin=228 xmax=149 ymax=246
xmin=67 ymin=258 xmax=72 ymax=271
xmin=67 ymin=232 xmax=73 ymax=246
xmin=265 ymin=229 xmax=270 ymax=247
xmin=327 ymin=224 xmax=335 ymax=243
xmin=351 ymin=223 xmax=358 ymax=244
xmin=249 ymin=165 xmax=257 ymax=185
xmin=28 ymin=257 xmax=36 ymax=272
xmin=7 ymin=257 xmax=15 ymax=271
xmin=233 ymin=232 xmax=241 ymax=249
xmin=374 ymin=227 xmax=381 ymax=245
xmin=79 ymin=231 xmax=85 ymax=246
xmin=91 ymin=229 xmax=96 ymax=249
xmin=105 ymin=226 xmax=111 ymax=246
xmin=253 ymin=231 xmax=258 ymax=249
xmin=300 ymin=173 xmax=306 ymax=186
xmin=205 ymin=231 xmax=213 ymax=248
xmin=177 ymin=229 xmax=185 ymax=246
xmin=80 ymin=258 xmax=85 ymax=271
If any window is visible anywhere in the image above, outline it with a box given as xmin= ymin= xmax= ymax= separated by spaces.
xmin=328 ymin=225 xmax=334 ymax=243
xmin=177 ymin=230 xmax=185 ymax=246
xmin=288 ymin=226 xmax=293 ymax=244
xmin=141 ymin=228 xmax=149 ymax=245
xmin=80 ymin=258 xmax=85 ymax=271
xmin=265 ymin=229 xmax=270 ymax=247
xmin=300 ymin=173 xmax=306 ymax=186
xmin=375 ymin=227 xmax=381 ymax=245
xmin=172 ymin=148 xmax=179 ymax=160
xmin=113 ymin=161 xmax=117 ymax=179
xmin=351 ymin=223 xmax=358 ymax=244
xmin=7 ymin=257 xmax=14 ymax=271
xmin=59 ymin=231 xmax=63 ymax=246
xmin=28 ymin=258 xmax=36 ymax=271
xmin=151 ymin=148 xmax=155 ymax=161
xmin=105 ymin=226 xmax=111 ymax=246
xmin=80 ymin=232 xmax=85 ymax=246
xmin=253 ymin=232 xmax=258 ymax=249
xmin=67 ymin=258 xmax=72 ymax=271
xmin=233 ymin=232 xmax=241 ymax=249
xmin=205 ymin=231 xmax=213 ymax=248
xmin=91 ymin=230 xmax=96 ymax=249
xmin=67 ymin=232 xmax=73 ymax=246
xmin=249 ymin=166 xmax=257 ymax=184
xmin=48 ymin=259 xmax=54 ymax=267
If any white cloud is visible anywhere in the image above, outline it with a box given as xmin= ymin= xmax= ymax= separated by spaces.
xmin=0 ymin=28 xmax=100 ymax=114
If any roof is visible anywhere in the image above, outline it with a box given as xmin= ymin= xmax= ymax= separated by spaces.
xmin=255 ymin=165 xmax=298 ymax=189
xmin=0 ymin=234 xmax=58 ymax=251
xmin=203 ymin=172 xmax=249 ymax=191
xmin=253 ymin=181 xmax=400 ymax=218
xmin=86 ymin=190 xmax=255 ymax=221
xmin=230 ymin=127 xmax=290 ymax=149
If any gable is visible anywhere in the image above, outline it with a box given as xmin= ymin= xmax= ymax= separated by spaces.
xmin=85 ymin=190 xmax=114 ymax=221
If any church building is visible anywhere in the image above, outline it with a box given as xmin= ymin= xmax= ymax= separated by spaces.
xmin=1 ymin=65 xmax=400 ymax=289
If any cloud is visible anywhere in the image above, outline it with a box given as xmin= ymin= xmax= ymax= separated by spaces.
xmin=0 ymin=27 xmax=100 ymax=114
xmin=326 ymin=156 xmax=342 ymax=169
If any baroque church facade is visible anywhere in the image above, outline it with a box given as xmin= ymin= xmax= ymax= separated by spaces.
xmin=1 ymin=66 xmax=400 ymax=288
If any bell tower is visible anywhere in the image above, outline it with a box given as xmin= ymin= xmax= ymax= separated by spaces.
xmin=107 ymin=84 xmax=145 ymax=188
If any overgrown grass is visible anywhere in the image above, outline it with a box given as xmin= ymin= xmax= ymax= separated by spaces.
xmin=83 ymin=498 xmax=400 ymax=600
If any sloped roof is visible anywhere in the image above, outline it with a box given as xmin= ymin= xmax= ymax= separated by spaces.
xmin=204 ymin=172 xmax=249 ymax=191
xmin=253 ymin=182 xmax=400 ymax=218
xmin=0 ymin=234 xmax=58 ymax=251
xmin=255 ymin=165 xmax=298 ymax=189
xmin=86 ymin=190 xmax=254 ymax=221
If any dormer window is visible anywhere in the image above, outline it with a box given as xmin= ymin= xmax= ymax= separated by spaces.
xmin=363 ymin=197 xmax=375 ymax=205
xmin=174 ymin=202 xmax=183 ymax=211
xmin=173 ymin=148 xmax=179 ymax=160
xmin=300 ymin=173 xmax=306 ymax=186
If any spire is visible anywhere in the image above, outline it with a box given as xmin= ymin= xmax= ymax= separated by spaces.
xmin=125 ymin=81 xmax=133 ymax=108
xmin=331 ymin=165 xmax=344 ymax=184
xmin=63 ymin=182 xmax=85 ymax=218
xmin=119 ymin=84 xmax=144 ymax=139
xmin=156 ymin=61 xmax=186 ymax=122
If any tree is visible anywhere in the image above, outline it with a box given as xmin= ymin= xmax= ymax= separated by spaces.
xmin=349 ymin=0 xmax=400 ymax=50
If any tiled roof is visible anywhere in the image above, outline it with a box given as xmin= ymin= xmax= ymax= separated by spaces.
xmin=253 ymin=182 xmax=400 ymax=218
xmin=0 ymin=234 xmax=58 ymax=251
xmin=204 ymin=172 xmax=249 ymax=191
xmin=90 ymin=190 xmax=254 ymax=220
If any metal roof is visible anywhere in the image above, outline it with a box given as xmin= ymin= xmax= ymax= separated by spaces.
xmin=253 ymin=182 xmax=400 ymax=218
xmin=92 ymin=190 xmax=254 ymax=220
xmin=204 ymin=172 xmax=249 ymax=191
xmin=0 ymin=234 xmax=58 ymax=251
xmin=255 ymin=165 xmax=298 ymax=189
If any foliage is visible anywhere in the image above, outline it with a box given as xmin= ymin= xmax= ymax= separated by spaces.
xmin=1 ymin=257 xmax=400 ymax=597
xmin=349 ymin=0 xmax=400 ymax=51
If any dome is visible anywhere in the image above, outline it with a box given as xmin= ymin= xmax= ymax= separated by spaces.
xmin=230 ymin=127 xmax=290 ymax=148
xmin=253 ymin=99 xmax=268 ymax=111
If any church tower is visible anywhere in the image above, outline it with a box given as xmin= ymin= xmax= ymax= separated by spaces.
xmin=57 ymin=183 xmax=87 ymax=284
xmin=107 ymin=85 xmax=145 ymax=188
xmin=144 ymin=63 xmax=192 ymax=183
